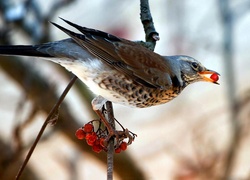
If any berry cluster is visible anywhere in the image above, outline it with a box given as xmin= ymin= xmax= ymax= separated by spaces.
xmin=75 ymin=121 xmax=131 ymax=153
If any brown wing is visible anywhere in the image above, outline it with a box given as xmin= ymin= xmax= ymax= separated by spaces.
xmin=51 ymin=18 xmax=176 ymax=89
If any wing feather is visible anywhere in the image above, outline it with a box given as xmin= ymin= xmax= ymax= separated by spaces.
xmin=51 ymin=18 xmax=177 ymax=89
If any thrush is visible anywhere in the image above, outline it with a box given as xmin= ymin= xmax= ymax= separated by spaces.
xmin=0 ymin=18 xmax=219 ymax=110
xmin=0 ymin=18 xmax=220 ymax=143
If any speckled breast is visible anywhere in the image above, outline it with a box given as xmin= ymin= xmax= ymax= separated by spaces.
xmin=94 ymin=73 xmax=184 ymax=108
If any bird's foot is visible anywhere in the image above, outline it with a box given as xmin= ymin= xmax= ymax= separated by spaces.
xmin=104 ymin=128 xmax=137 ymax=149
xmin=94 ymin=108 xmax=137 ymax=149
xmin=75 ymin=97 xmax=137 ymax=153
xmin=112 ymin=117 xmax=137 ymax=145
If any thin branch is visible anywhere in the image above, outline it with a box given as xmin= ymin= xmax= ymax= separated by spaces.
xmin=15 ymin=75 xmax=78 ymax=180
xmin=105 ymin=101 xmax=115 ymax=180
xmin=139 ymin=0 xmax=159 ymax=50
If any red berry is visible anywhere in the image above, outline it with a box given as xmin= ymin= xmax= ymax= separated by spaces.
xmin=92 ymin=144 xmax=103 ymax=153
xmin=84 ymin=124 xmax=94 ymax=133
xmin=210 ymin=73 xmax=219 ymax=82
xmin=85 ymin=133 xmax=91 ymax=140
xmin=94 ymin=139 xmax=101 ymax=146
xmin=86 ymin=132 xmax=97 ymax=146
xmin=115 ymin=147 xmax=122 ymax=153
xmin=87 ymin=139 xmax=95 ymax=146
xmin=75 ymin=129 xmax=86 ymax=140
xmin=120 ymin=142 xmax=127 ymax=151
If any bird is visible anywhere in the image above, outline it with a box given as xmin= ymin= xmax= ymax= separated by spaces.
xmin=0 ymin=18 xmax=219 ymax=110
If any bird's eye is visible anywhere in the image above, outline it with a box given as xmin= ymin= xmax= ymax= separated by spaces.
xmin=191 ymin=62 xmax=199 ymax=70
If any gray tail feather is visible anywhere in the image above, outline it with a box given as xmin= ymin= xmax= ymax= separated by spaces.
xmin=0 ymin=45 xmax=53 ymax=57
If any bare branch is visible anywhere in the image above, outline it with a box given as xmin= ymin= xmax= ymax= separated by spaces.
xmin=140 ymin=0 xmax=159 ymax=50
xmin=106 ymin=101 xmax=115 ymax=180
xmin=15 ymin=76 xmax=78 ymax=180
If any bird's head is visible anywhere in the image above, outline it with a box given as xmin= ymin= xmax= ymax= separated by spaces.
xmin=168 ymin=55 xmax=220 ymax=86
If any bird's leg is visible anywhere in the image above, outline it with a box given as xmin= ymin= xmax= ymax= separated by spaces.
xmin=91 ymin=96 xmax=119 ymax=143
xmin=91 ymin=96 xmax=136 ymax=147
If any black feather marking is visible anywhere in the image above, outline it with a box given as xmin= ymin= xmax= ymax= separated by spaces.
xmin=171 ymin=76 xmax=181 ymax=87
xmin=50 ymin=21 xmax=86 ymax=41
xmin=59 ymin=17 xmax=121 ymax=42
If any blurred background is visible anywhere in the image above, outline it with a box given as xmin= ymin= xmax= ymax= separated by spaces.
xmin=0 ymin=0 xmax=250 ymax=179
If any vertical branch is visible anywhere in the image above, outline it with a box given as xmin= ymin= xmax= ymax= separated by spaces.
xmin=105 ymin=101 xmax=115 ymax=180
xmin=218 ymin=0 xmax=241 ymax=178
xmin=140 ymin=0 xmax=159 ymax=50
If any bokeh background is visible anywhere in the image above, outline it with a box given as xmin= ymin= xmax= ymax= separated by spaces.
xmin=0 ymin=0 xmax=250 ymax=179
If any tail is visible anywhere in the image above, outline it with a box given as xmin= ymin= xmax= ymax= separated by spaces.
xmin=0 ymin=45 xmax=53 ymax=57
xmin=0 ymin=39 xmax=93 ymax=60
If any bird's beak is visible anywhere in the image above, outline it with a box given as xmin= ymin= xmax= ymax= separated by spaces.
xmin=199 ymin=69 xmax=220 ymax=85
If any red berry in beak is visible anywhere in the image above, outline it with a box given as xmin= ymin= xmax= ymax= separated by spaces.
xmin=210 ymin=73 xmax=219 ymax=82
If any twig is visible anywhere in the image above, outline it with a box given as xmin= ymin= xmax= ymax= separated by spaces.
xmin=15 ymin=75 xmax=78 ymax=180
xmin=105 ymin=101 xmax=115 ymax=180
xmin=139 ymin=0 xmax=159 ymax=50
